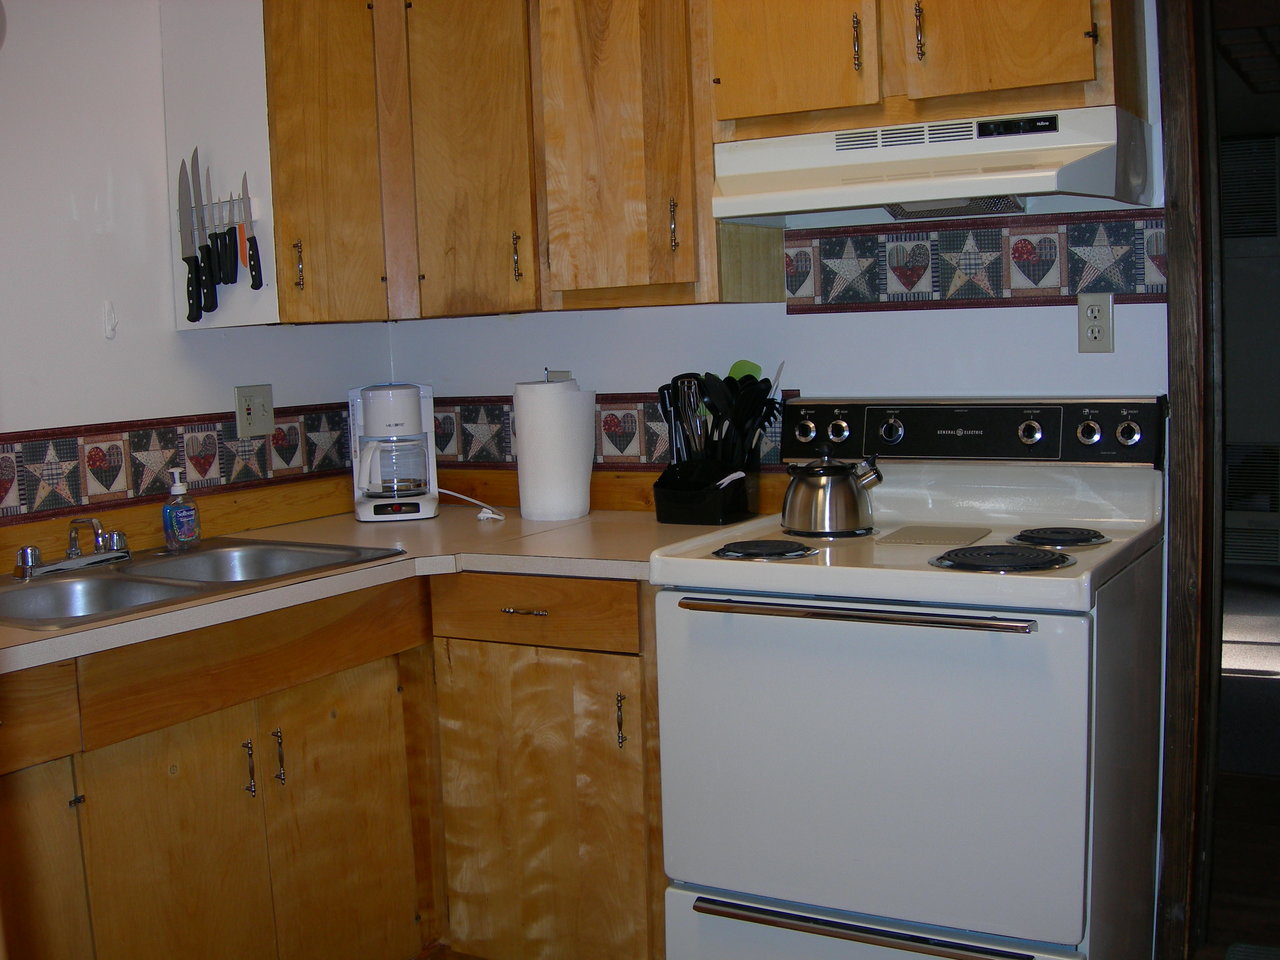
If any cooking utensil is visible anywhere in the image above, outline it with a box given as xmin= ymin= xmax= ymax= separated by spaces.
xmin=781 ymin=453 xmax=882 ymax=537
xmin=221 ymin=196 xmax=238 ymax=284
xmin=177 ymin=160 xmax=201 ymax=323
xmin=242 ymin=172 xmax=264 ymax=290
xmin=190 ymin=148 xmax=217 ymax=312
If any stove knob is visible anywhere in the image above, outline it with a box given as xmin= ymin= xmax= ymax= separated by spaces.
xmin=1076 ymin=420 xmax=1103 ymax=445
xmin=827 ymin=419 xmax=851 ymax=443
xmin=795 ymin=419 xmax=818 ymax=443
xmin=1017 ymin=419 xmax=1043 ymax=445
xmin=1116 ymin=420 xmax=1142 ymax=446
xmin=879 ymin=417 xmax=905 ymax=444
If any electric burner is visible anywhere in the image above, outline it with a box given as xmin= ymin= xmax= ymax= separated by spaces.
xmin=712 ymin=539 xmax=818 ymax=561
xmin=929 ymin=544 xmax=1077 ymax=573
xmin=1011 ymin=526 xmax=1111 ymax=548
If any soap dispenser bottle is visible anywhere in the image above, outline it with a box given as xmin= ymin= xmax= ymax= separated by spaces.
xmin=163 ymin=468 xmax=201 ymax=551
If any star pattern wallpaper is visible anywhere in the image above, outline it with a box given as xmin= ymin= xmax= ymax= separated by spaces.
xmin=786 ymin=211 xmax=1167 ymax=312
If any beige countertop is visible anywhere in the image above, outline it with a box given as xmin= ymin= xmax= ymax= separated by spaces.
xmin=0 ymin=506 xmax=733 ymax=674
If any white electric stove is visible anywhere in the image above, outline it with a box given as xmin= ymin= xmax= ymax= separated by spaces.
xmin=650 ymin=398 xmax=1167 ymax=960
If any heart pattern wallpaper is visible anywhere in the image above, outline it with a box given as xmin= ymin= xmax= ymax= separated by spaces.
xmin=786 ymin=210 xmax=1166 ymax=312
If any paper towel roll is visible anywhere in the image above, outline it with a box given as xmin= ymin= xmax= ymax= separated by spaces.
xmin=514 ymin=379 xmax=597 ymax=520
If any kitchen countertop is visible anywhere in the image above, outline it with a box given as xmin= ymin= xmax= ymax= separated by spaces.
xmin=0 ymin=506 xmax=733 ymax=674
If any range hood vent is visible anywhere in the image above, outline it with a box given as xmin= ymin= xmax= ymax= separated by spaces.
xmin=713 ymin=106 xmax=1149 ymax=219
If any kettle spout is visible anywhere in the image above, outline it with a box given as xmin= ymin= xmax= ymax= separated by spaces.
xmin=856 ymin=458 xmax=883 ymax=490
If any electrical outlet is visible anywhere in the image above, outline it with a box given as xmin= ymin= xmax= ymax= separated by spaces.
xmin=1077 ymin=293 xmax=1115 ymax=353
xmin=234 ymin=384 xmax=274 ymax=437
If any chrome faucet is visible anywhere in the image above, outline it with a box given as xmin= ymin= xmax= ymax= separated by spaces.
xmin=12 ymin=518 xmax=131 ymax=580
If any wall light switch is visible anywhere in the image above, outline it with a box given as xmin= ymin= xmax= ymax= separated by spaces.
xmin=234 ymin=384 xmax=274 ymax=437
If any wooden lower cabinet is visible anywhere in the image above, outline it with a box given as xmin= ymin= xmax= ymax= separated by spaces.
xmin=433 ymin=634 xmax=649 ymax=960
xmin=76 ymin=657 xmax=421 ymax=960
xmin=0 ymin=758 xmax=95 ymax=960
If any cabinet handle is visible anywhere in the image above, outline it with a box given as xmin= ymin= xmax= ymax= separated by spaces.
xmin=501 ymin=606 xmax=549 ymax=617
xmin=292 ymin=239 xmax=305 ymax=290
xmin=914 ymin=1 xmax=925 ymax=60
xmin=851 ymin=13 xmax=862 ymax=71
xmin=669 ymin=199 xmax=680 ymax=252
xmin=242 ymin=739 xmax=256 ymax=798
xmin=511 ymin=231 xmax=524 ymax=282
xmin=272 ymin=728 xmax=287 ymax=786
xmin=616 ymin=692 xmax=628 ymax=749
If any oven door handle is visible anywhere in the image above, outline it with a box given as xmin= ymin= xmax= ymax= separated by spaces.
xmin=676 ymin=597 xmax=1037 ymax=634
xmin=691 ymin=896 xmax=1038 ymax=960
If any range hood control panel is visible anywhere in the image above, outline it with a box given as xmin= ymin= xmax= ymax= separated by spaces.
xmin=781 ymin=398 xmax=1166 ymax=466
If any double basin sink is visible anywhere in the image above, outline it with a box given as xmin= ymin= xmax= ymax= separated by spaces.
xmin=0 ymin=539 xmax=405 ymax=630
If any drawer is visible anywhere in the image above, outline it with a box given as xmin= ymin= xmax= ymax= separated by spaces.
xmin=0 ymin=660 xmax=81 ymax=774
xmin=431 ymin=573 xmax=639 ymax=654
xmin=78 ymin=579 xmax=428 ymax=751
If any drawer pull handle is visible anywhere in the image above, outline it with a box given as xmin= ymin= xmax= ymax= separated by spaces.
xmin=616 ymin=692 xmax=628 ymax=749
xmin=272 ymin=728 xmax=287 ymax=786
xmin=511 ymin=231 xmax=524 ymax=282
xmin=851 ymin=13 xmax=862 ymax=71
xmin=914 ymin=1 xmax=925 ymax=60
xmin=242 ymin=739 xmax=256 ymax=798
xmin=292 ymin=239 xmax=305 ymax=290
xmin=501 ymin=607 xmax=549 ymax=617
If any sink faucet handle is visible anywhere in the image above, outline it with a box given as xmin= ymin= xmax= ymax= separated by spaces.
xmin=67 ymin=517 xmax=106 ymax=558
xmin=104 ymin=530 xmax=129 ymax=552
xmin=14 ymin=545 xmax=42 ymax=580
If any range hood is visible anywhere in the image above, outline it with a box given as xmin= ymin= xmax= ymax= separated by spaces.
xmin=712 ymin=106 xmax=1149 ymax=219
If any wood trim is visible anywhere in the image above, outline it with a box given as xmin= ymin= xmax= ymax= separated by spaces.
xmin=0 ymin=661 xmax=81 ymax=774
xmin=77 ymin=579 xmax=429 ymax=751
xmin=1155 ymin=0 xmax=1221 ymax=957
xmin=372 ymin=0 xmax=423 ymax=319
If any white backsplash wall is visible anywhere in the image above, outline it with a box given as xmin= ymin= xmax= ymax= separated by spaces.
xmin=387 ymin=300 xmax=1169 ymax=400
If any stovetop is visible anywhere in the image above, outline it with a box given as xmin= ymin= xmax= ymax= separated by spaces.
xmin=649 ymin=457 xmax=1165 ymax=613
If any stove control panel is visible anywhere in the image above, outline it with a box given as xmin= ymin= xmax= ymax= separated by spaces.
xmin=781 ymin=398 xmax=1166 ymax=465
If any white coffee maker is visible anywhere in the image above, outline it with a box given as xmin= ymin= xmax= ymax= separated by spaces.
xmin=348 ymin=383 xmax=439 ymax=521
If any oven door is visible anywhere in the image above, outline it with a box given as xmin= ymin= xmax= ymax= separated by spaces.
xmin=656 ymin=590 xmax=1092 ymax=947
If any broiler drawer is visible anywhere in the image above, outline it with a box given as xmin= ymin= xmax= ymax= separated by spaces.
xmin=430 ymin=573 xmax=639 ymax=654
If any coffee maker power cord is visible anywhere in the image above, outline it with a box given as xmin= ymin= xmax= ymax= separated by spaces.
xmin=439 ymin=487 xmax=506 ymax=521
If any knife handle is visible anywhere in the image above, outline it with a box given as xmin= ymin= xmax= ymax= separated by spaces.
xmin=183 ymin=255 xmax=202 ymax=322
xmin=223 ymin=229 xmax=239 ymax=284
xmin=247 ymin=235 xmax=264 ymax=290
xmin=198 ymin=244 xmax=218 ymax=311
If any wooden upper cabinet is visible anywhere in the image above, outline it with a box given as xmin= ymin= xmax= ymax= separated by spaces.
xmin=263 ymin=0 xmax=395 ymax=323
xmin=408 ymin=0 xmax=539 ymax=316
xmin=901 ymin=0 xmax=1097 ymax=101
xmin=710 ymin=0 xmax=882 ymax=120
xmin=534 ymin=0 xmax=700 ymax=299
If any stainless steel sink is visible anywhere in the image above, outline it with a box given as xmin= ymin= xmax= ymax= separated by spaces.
xmin=127 ymin=539 xmax=404 ymax=583
xmin=0 ymin=573 xmax=207 ymax=629
xmin=0 ymin=538 xmax=405 ymax=629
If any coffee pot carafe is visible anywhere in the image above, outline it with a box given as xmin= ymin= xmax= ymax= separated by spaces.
xmin=349 ymin=383 xmax=439 ymax=521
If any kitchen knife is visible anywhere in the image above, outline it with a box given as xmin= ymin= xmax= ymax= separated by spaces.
xmin=190 ymin=149 xmax=217 ymax=311
xmin=176 ymin=159 xmax=201 ymax=322
xmin=221 ymin=196 xmax=238 ymax=284
xmin=203 ymin=162 xmax=223 ymax=288
xmin=242 ymin=172 xmax=263 ymax=290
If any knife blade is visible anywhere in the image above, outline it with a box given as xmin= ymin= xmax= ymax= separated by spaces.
xmin=190 ymin=148 xmax=217 ymax=311
xmin=203 ymin=162 xmax=224 ymax=289
xmin=242 ymin=171 xmax=263 ymax=290
xmin=177 ymin=160 xmax=201 ymax=322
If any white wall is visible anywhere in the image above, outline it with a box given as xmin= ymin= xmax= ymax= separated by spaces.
xmin=0 ymin=0 xmax=1169 ymax=436
xmin=0 ymin=0 xmax=387 ymax=433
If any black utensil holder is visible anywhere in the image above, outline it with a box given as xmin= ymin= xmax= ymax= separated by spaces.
xmin=653 ymin=461 xmax=756 ymax=525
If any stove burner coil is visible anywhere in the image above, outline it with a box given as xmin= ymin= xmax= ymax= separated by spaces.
xmin=1011 ymin=526 xmax=1110 ymax=548
xmin=930 ymin=544 xmax=1077 ymax=573
xmin=712 ymin=539 xmax=818 ymax=561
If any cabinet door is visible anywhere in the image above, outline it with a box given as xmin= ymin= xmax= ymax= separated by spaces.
xmin=76 ymin=702 xmax=277 ymax=960
xmin=260 ymin=658 xmax=421 ymax=960
xmin=710 ymin=0 xmax=882 ymax=120
xmin=435 ymin=636 xmax=648 ymax=960
xmin=408 ymin=0 xmax=539 ymax=317
xmin=536 ymin=0 xmax=699 ymax=295
xmin=902 ymin=0 xmax=1097 ymax=101
xmin=0 ymin=759 xmax=94 ymax=960
xmin=264 ymin=0 xmax=393 ymax=323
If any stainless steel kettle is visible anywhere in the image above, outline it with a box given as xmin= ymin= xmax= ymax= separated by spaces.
xmin=781 ymin=454 xmax=882 ymax=537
